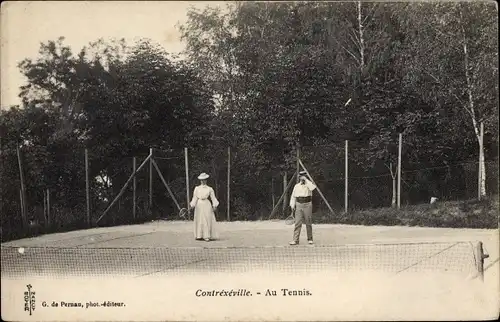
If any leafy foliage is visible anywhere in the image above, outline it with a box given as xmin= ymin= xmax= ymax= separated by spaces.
xmin=1 ymin=2 xmax=498 ymax=241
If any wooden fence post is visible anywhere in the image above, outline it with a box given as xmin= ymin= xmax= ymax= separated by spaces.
xmin=345 ymin=140 xmax=348 ymax=213
xmin=184 ymin=148 xmax=190 ymax=219
xmin=282 ymin=172 xmax=288 ymax=216
xmin=133 ymin=156 xmax=137 ymax=220
xmin=227 ymin=147 xmax=231 ymax=221
xmin=43 ymin=189 xmax=47 ymax=228
xmin=269 ymin=170 xmax=298 ymax=219
xmin=97 ymin=153 xmax=153 ymax=224
xmin=397 ymin=133 xmax=402 ymax=209
xmin=46 ymin=189 xmax=51 ymax=228
xmin=296 ymin=146 xmax=300 ymax=182
xmin=478 ymin=122 xmax=484 ymax=200
xmin=149 ymin=148 xmax=153 ymax=211
xmin=271 ymin=177 xmax=275 ymax=209
xmin=85 ymin=149 xmax=90 ymax=227
xmin=298 ymin=159 xmax=335 ymax=215
xmin=16 ymin=146 xmax=28 ymax=230
xmin=19 ymin=189 xmax=25 ymax=227
xmin=152 ymin=158 xmax=181 ymax=211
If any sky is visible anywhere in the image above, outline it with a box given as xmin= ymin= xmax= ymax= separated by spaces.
xmin=0 ymin=1 xmax=226 ymax=109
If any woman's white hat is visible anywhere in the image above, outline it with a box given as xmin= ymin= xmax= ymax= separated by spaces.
xmin=198 ymin=173 xmax=209 ymax=180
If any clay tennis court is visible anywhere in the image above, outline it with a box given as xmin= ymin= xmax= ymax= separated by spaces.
xmin=2 ymin=221 xmax=499 ymax=320
xmin=1 ymin=220 xmax=498 ymax=280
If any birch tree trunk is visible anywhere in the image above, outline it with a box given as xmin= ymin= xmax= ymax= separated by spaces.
xmin=477 ymin=122 xmax=486 ymax=198
xmin=357 ymin=1 xmax=365 ymax=70
xmin=460 ymin=9 xmax=486 ymax=197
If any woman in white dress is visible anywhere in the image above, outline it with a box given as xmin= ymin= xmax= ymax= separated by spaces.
xmin=189 ymin=173 xmax=219 ymax=241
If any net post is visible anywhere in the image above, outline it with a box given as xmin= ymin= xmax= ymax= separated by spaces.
xmin=475 ymin=241 xmax=488 ymax=282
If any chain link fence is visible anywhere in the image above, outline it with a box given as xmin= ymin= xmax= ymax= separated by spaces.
xmin=1 ymin=140 xmax=498 ymax=241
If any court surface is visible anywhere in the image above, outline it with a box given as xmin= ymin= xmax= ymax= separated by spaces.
xmin=1 ymin=221 xmax=499 ymax=320
xmin=2 ymin=220 xmax=498 ymax=278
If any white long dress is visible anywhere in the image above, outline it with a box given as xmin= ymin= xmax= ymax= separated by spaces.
xmin=190 ymin=184 xmax=219 ymax=240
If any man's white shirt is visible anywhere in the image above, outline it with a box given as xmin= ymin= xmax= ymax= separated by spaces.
xmin=290 ymin=179 xmax=317 ymax=209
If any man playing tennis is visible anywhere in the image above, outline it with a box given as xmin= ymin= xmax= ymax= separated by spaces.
xmin=289 ymin=171 xmax=317 ymax=245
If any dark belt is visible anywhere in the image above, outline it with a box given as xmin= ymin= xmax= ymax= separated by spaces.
xmin=296 ymin=196 xmax=312 ymax=203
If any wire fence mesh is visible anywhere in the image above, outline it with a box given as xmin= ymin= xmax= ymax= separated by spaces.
xmin=1 ymin=140 xmax=498 ymax=241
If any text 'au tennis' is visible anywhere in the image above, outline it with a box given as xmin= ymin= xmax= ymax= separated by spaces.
xmin=195 ymin=289 xmax=312 ymax=297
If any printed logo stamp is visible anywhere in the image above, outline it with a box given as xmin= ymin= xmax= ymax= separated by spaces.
xmin=24 ymin=284 xmax=36 ymax=316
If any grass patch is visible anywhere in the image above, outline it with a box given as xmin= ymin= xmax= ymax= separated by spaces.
xmin=313 ymin=197 xmax=499 ymax=229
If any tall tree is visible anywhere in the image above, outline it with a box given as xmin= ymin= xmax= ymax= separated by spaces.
xmin=401 ymin=1 xmax=498 ymax=196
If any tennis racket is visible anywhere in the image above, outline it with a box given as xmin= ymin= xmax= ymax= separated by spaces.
xmin=285 ymin=208 xmax=296 ymax=225
xmin=179 ymin=207 xmax=190 ymax=219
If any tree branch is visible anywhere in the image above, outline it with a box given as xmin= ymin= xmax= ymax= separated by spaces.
xmin=331 ymin=37 xmax=360 ymax=64
xmin=362 ymin=3 xmax=378 ymax=25
xmin=385 ymin=162 xmax=396 ymax=179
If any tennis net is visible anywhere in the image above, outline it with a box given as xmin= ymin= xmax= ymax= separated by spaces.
xmin=1 ymin=241 xmax=488 ymax=279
